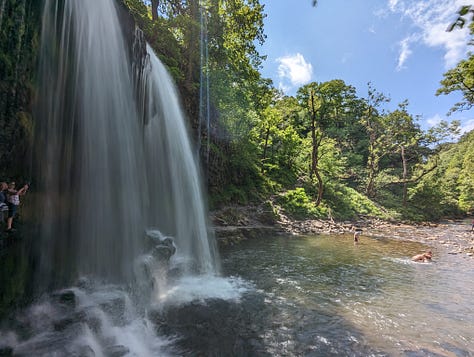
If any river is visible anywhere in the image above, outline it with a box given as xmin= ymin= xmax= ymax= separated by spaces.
xmin=216 ymin=232 xmax=474 ymax=356
xmin=1 ymin=226 xmax=473 ymax=356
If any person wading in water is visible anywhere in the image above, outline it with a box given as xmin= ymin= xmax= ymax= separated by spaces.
xmin=353 ymin=227 xmax=363 ymax=244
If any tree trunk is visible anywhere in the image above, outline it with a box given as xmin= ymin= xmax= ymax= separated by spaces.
xmin=314 ymin=165 xmax=323 ymax=206
xmin=151 ymin=0 xmax=159 ymax=21
xmin=261 ymin=127 xmax=270 ymax=173
xmin=309 ymin=90 xmax=323 ymax=206
xmin=401 ymin=145 xmax=408 ymax=206
xmin=310 ymin=91 xmax=317 ymax=179
xmin=366 ymin=139 xmax=379 ymax=198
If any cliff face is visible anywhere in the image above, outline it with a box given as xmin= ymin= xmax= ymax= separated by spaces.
xmin=0 ymin=0 xmax=42 ymax=181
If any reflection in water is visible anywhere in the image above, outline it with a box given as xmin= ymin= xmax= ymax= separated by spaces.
xmin=222 ymin=234 xmax=474 ymax=356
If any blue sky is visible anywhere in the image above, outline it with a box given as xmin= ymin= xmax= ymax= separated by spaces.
xmin=258 ymin=0 xmax=474 ymax=134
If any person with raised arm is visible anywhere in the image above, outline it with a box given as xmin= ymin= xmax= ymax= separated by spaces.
xmin=5 ymin=181 xmax=29 ymax=232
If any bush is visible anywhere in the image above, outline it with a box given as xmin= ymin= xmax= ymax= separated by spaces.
xmin=323 ymin=183 xmax=388 ymax=220
xmin=276 ymin=188 xmax=328 ymax=219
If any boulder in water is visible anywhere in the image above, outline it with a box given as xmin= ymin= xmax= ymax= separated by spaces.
xmin=152 ymin=237 xmax=176 ymax=261
xmin=52 ymin=289 xmax=76 ymax=307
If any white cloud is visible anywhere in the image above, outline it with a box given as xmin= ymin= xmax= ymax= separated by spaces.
xmin=387 ymin=0 xmax=470 ymax=69
xmin=426 ymin=113 xmax=443 ymax=127
xmin=426 ymin=114 xmax=474 ymax=136
xmin=460 ymin=118 xmax=474 ymax=134
xmin=276 ymin=53 xmax=313 ymax=91
xmin=396 ymin=36 xmax=414 ymax=70
xmin=388 ymin=0 xmax=400 ymax=12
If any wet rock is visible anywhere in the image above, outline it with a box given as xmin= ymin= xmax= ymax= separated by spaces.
xmin=99 ymin=296 xmax=126 ymax=324
xmin=145 ymin=230 xmax=176 ymax=262
xmin=75 ymin=345 xmax=96 ymax=357
xmin=150 ymin=294 xmax=271 ymax=356
xmin=53 ymin=310 xmax=87 ymax=331
xmin=0 ymin=346 xmax=13 ymax=356
xmin=52 ymin=289 xmax=76 ymax=307
xmin=104 ymin=344 xmax=129 ymax=357
xmin=84 ymin=314 xmax=102 ymax=333
xmin=76 ymin=277 xmax=94 ymax=291
xmin=152 ymin=237 xmax=176 ymax=261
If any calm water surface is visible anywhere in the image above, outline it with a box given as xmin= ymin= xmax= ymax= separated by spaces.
xmin=221 ymin=234 xmax=474 ymax=356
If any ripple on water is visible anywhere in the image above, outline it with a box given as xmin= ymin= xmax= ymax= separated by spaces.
xmin=222 ymin=233 xmax=474 ymax=356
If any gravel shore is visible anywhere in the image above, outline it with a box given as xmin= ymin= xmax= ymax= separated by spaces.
xmin=211 ymin=205 xmax=474 ymax=258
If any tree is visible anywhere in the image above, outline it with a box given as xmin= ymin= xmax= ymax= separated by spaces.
xmin=297 ymin=80 xmax=357 ymax=205
xmin=360 ymin=83 xmax=390 ymax=198
xmin=382 ymin=101 xmax=424 ymax=206
xmin=410 ymin=130 xmax=474 ymax=218
xmin=447 ymin=5 xmax=474 ymax=31
xmin=436 ymin=55 xmax=474 ymax=114
xmin=438 ymin=6 xmax=474 ymax=114
xmin=254 ymin=96 xmax=304 ymax=184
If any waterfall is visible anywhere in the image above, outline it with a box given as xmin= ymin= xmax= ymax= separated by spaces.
xmin=34 ymin=0 xmax=219 ymax=288
xmin=0 ymin=1 xmax=250 ymax=354
xmin=198 ymin=2 xmax=211 ymax=170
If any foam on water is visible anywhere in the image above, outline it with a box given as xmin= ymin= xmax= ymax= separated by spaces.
xmin=154 ymin=275 xmax=254 ymax=306
xmin=0 ymin=283 xmax=176 ymax=356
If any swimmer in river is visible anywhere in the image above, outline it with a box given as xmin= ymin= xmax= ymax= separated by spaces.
xmin=353 ymin=227 xmax=362 ymax=244
xmin=411 ymin=250 xmax=432 ymax=263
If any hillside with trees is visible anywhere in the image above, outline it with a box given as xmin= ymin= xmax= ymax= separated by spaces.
xmin=0 ymin=0 xmax=472 ymax=222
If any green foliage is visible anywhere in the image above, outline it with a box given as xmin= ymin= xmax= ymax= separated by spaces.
xmin=437 ymin=54 xmax=474 ymax=114
xmin=323 ymin=183 xmax=387 ymax=220
xmin=0 ymin=0 xmax=41 ymax=180
xmin=447 ymin=5 xmax=474 ymax=31
xmin=407 ymin=130 xmax=474 ymax=218
xmin=276 ymin=187 xmax=327 ymax=219
xmin=407 ymin=180 xmax=457 ymax=221
xmin=2 ymin=0 xmax=470 ymax=224
xmin=123 ymin=0 xmax=183 ymax=81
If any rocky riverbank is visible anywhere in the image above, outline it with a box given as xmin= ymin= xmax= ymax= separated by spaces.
xmin=211 ymin=204 xmax=474 ymax=258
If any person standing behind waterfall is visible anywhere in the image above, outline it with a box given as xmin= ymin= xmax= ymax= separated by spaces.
xmin=0 ymin=182 xmax=9 ymax=227
xmin=6 ymin=182 xmax=28 ymax=232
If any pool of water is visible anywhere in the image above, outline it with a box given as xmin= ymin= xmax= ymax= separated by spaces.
xmin=1 ymin=232 xmax=473 ymax=356
xmin=220 ymin=234 xmax=474 ymax=356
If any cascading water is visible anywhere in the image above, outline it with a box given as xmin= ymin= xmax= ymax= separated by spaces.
xmin=0 ymin=1 xmax=251 ymax=354
xmin=35 ymin=0 xmax=219 ymax=287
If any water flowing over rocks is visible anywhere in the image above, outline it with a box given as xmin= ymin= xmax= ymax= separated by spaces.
xmin=211 ymin=204 xmax=474 ymax=259
xmin=148 ymin=294 xmax=271 ymax=356
xmin=0 ymin=282 xmax=172 ymax=356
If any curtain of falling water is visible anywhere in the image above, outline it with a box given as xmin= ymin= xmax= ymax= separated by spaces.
xmin=143 ymin=44 xmax=220 ymax=275
xmin=34 ymin=0 xmax=219 ymax=290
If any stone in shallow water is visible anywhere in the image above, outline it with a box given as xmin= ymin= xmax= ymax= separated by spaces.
xmin=104 ymin=344 xmax=130 ymax=357
xmin=52 ymin=289 xmax=77 ymax=307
